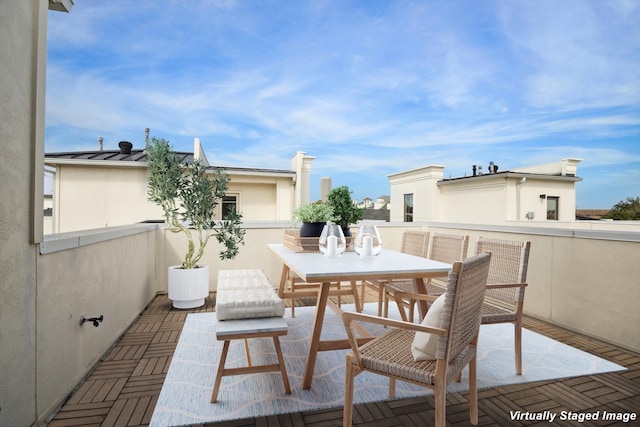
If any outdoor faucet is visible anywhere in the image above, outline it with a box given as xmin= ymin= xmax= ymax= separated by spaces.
xmin=80 ymin=315 xmax=104 ymax=327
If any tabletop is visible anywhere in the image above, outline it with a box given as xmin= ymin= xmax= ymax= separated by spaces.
xmin=268 ymin=243 xmax=451 ymax=282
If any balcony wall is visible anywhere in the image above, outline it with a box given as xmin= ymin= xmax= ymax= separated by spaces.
xmin=158 ymin=221 xmax=640 ymax=353
xmin=158 ymin=224 xmax=289 ymax=293
xmin=32 ymin=220 xmax=639 ymax=425
xmin=36 ymin=225 xmax=157 ymax=422
xmin=418 ymin=223 xmax=640 ymax=353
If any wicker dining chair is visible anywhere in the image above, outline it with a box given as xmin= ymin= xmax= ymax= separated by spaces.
xmin=425 ymin=237 xmax=530 ymax=374
xmin=342 ymin=252 xmax=492 ymax=427
xmin=383 ymin=232 xmax=469 ymax=320
xmin=360 ymin=229 xmax=429 ymax=316
xmin=475 ymin=237 xmax=530 ymax=375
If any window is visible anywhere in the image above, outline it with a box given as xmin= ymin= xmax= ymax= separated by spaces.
xmin=547 ymin=196 xmax=559 ymax=220
xmin=221 ymin=194 xmax=238 ymax=220
xmin=404 ymin=194 xmax=414 ymax=222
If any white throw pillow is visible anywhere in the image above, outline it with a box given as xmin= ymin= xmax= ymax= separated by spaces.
xmin=411 ymin=294 xmax=445 ymax=361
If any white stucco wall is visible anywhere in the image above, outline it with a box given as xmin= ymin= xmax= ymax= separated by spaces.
xmin=50 ymin=164 xmax=298 ymax=232
xmin=55 ymin=165 xmax=163 ymax=232
xmin=226 ymin=176 xmax=294 ymax=221
xmin=0 ymin=1 xmax=43 ymax=425
xmin=389 ymin=163 xmax=581 ymax=225
xmin=388 ymin=165 xmax=444 ymax=222
xmin=512 ymin=176 xmax=578 ymax=222
xmin=158 ymin=224 xmax=287 ymax=293
xmin=36 ymin=228 xmax=157 ymax=418
xmin=439 ymin=180 xmax=508 ymax=224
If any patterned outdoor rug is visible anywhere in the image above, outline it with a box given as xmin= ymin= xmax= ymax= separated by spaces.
xmin=150 ymin=304 xmax=625 ymax=427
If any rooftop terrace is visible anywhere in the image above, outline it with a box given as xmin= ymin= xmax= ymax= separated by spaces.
xmin=28 ymin=221 xmax=640 ymax=426
xmin=47 ymin=291 xmax=640 ymax=426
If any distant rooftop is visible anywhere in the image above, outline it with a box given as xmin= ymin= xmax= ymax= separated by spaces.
xmin=44 ymin=149 xmax=295 ymax=176
xmin=45 ymin=149 xmax=175 ymax=163
xmin=440 ymin=158 xmax=583 ymax=183
xmin=439 ymin=169 xmax=582 ymax=184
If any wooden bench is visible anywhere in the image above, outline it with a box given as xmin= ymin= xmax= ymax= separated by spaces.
xmin=211 ymin=269 xmax=290 ymax=403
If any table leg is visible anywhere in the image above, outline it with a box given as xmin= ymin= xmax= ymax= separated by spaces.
xmin=350 ymin=280 xmax=362 ymax=312
xmin=302 ymin=281 xmax=331 ymax=390
xmin=277 ymin=264 xmax=290 ymax=298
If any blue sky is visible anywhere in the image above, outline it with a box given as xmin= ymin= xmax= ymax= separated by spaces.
xmin=46 ymin=0 xmax=640 ymax=209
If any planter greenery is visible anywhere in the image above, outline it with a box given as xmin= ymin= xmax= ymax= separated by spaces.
xmin=292 ymin=201 xmax=334 ymax=224
xmin=147 ymin=137 xmax=245 ymax=269
xmin=327 ymin=185 xmax=364 ymax=229
xmin=292 ymin=201 xmax=335 ymax=238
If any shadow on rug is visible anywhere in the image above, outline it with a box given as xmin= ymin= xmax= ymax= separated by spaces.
xmin=150 ymin=303 xmax=625 ymax=427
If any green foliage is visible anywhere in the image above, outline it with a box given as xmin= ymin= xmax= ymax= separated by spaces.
xmin=292 ymin=201 xmax=334 ymax=223
xmin=146 ymin=137 xmax=245 ymax=269
xmin=327 ymin=185 xmax=364 ymax=227
xmin=602 ymin=197 xmax=640 ymax=220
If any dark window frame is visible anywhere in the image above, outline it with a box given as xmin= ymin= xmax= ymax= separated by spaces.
xmin=547 ymin=196 xmax=559 ymax=220
xmin=404 ymin=193 xmax=414 ymax=222
xmin=221 ymin=194 xmax=239 ymax=220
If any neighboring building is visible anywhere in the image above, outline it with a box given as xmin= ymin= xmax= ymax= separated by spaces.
xmin=358 ymin=196 xmax=389 ymax=210
xmin=373 ymin=195 xmax=390 ymax=210
xmin=576 ymin=209 xmax=610 ymax=220
xmin=388 ymin=158 xmax=583 ymax=224
xmin=44 ymin=138 xmax=313 ymax=233
xmin=320 ymin=176 xmax=332 ymax=202
xmin=360 ymin=196 xmax=390 ymax=222
xmin=359 ymin=197 xmax=373 ymax=208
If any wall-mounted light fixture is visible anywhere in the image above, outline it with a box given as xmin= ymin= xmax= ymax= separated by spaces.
xmin=539 ymin=194 xmax=546 ymax=199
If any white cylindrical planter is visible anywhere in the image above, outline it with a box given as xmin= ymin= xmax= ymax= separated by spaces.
xmin=168 ymin=265 xmax=210 ymax=309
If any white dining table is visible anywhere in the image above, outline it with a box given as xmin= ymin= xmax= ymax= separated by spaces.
xmin=268 ymin=243 xmax=451 ymax=389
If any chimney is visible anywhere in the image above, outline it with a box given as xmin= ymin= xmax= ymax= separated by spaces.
xmin=145 ymin=128 xmax=150 ymax=149
xmin=98 ymin=137 xmax=103 ymax=151
xmin=118 ymin=141 xmax=133 ymax=154
xmin=320 ymin=177 xmax=332 ymax=202
xmin=472 ymin=165 xmax=477 ymax=176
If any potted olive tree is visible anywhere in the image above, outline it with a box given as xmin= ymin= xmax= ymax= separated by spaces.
xmin=147 ymin=137 xmax=245 ymax=308
xmin=292 ymin=201 xmax=334 ymax=237
xmin=327 ymin=185 xmax=364 ymax=237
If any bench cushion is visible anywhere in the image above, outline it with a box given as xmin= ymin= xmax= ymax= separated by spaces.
xmin=216 ymin=288 xmax=285 ymax=320
xmin=216 ymin=269 xmax=285 ymax=320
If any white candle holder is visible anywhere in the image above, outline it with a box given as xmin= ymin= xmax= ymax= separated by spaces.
xmin=319 ymin=222 xmax=346 ymax=257
xmin=354 ymin=224 xmax=382 ymax=259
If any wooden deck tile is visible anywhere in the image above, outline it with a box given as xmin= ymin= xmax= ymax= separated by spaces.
xmin=46 ymin=290 xmax=640 ymax=427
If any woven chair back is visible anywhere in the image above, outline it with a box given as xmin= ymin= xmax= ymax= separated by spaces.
xmin=400 ymin=230 xmax=430 ymax=258
xmin=428 ymin=232 xmax=469 ymax=264
xmin=475 ymin=237 xmax=530 ymax=304
xmin=437 ymin=252 xmax=491 ymax=362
